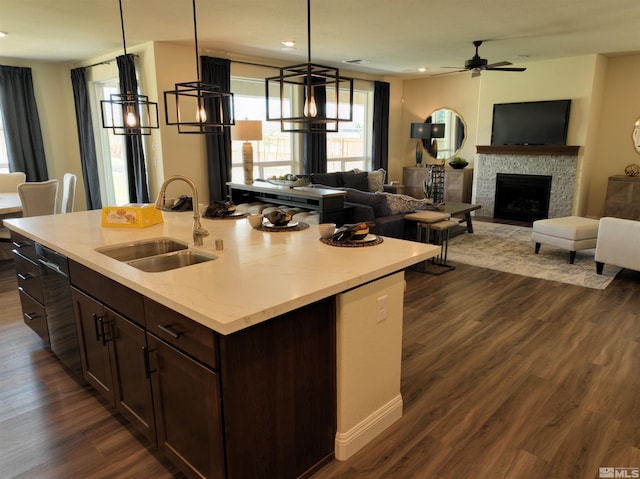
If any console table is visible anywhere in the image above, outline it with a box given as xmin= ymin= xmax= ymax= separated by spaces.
xmin=227 ymin=181 xmax=349 ymax=223
xmin=604 ymin=175 xmax=640 ymax=220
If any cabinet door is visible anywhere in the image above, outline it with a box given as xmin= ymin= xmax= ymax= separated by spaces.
xmin=108 ymin=308 xmax=156 ymax=444
xmin=71 ymin=287 xmax=114 ymax=406
xmin=147 ymin=334 xmax=225 ymax=479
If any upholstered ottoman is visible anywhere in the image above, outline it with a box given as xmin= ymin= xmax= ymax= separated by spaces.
xmin=532 ymin=216 xmax=600 ymax=264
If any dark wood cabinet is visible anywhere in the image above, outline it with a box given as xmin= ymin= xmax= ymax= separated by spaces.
xmin=147 ymin=334 xmax=225 ymax=479
xmin=11 ymin=231 xmax=48 ymax=345
xmin=604 ymin=175 xmax=640 ymax=220
xmin=71 ymin=285 xmax=155 ymax=442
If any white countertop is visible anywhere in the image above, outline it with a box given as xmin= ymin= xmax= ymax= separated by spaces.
xmin=6 ymin=210 xmax=439 ymax=335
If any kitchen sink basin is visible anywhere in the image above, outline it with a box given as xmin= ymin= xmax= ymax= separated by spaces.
xmin=96 ymin=238 xmax=188 ymax=261
xmin=127 ymin=250 xmax=217 ymax=272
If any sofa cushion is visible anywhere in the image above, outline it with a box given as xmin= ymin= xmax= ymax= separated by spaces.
xmin=311 ymin=172 xmax=343 ymax=187
xmin=354 ymin=168 xmax=387 ymax=192
xmin=342 ymin=171 xmax=369 ymax=191
xmin=343 ymin=188 xmax=390 ymax=217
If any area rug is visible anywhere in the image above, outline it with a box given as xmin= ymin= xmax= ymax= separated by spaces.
xmin=446 ymin=221 xmax=621 ymax=289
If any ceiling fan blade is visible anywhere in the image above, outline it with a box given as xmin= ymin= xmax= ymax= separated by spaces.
xmin=485 ymin=67 xmax=527 ymax=72
xmin=431 ymin=69 xmax=466 ymax=77
xmin=485 ymin=61 xmax=512 ymax=68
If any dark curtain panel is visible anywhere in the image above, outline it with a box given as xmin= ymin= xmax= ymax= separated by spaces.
xmin=303 ymin=85 xmax=327 ymax=174
xmin=372 ymin=81 xmax=390 ymax=171
xmin=201 ymin=56 xmax=232 ymax=202
xmin=0 ymin=65 xmax=49 ymax=181
xmin=70 ymin=67 xmax=102 ymax=209
xmin=116 ymin=54 xmax=149 ymax=203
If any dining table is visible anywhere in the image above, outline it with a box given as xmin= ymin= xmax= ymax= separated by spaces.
xmin=0 ymin=192 xmax=22 ymax=215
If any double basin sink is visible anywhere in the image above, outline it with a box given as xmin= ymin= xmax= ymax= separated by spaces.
xmin=96 ymin=238 xmax=216 ymax=272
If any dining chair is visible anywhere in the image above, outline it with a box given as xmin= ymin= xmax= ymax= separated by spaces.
xmin=0 ymin=172 xmax=27 ymax=242
xmin=17 ymin=179 xmax=59 ymax=217
xmin=60 ymin=173 xmax=77 ymax=214
xmin=0 ymin=172 xmax=27 ymax=192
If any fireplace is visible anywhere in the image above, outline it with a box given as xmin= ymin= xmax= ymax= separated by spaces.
xmin=494 ymin=174 xmax=552 ymax=223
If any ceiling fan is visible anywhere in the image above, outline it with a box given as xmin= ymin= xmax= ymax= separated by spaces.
xmin=436 ymin=40 xmax=527 ymax=77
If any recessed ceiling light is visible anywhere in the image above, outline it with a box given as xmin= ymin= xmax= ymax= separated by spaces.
xmin=282 ymin=40 xmax=296 ymax=48
xmin=342 ymin=59 xmax=370 ymax=65
xmin=0 ymin=32 xmax=7 ymax=38
xmin=418 ymin=67 xmax=427 ymax=73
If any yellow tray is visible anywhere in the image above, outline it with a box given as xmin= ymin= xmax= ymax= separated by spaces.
xmin=101 ymin=204 xmax=163 ymax=228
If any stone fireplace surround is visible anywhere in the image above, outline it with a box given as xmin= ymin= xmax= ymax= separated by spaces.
xmin=474 ymin=146 xmax=580 ymax=219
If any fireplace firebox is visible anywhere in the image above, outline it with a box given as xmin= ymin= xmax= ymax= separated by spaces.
xmin=494 ymin=173 xmax=552 ymax=223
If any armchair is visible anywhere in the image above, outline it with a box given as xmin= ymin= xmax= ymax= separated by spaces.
xmin=595 ymin=217 xmax=640 ymax=274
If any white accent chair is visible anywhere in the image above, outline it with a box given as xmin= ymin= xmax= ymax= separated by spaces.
xmin=61 ymin=173 xmax=77 ymax=214
xmin=595 ymin=216 xmax=640 ymax=274
xmin=17 ymin=179 xmax=59 ymax=217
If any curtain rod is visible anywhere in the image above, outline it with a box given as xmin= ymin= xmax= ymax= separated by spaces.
xmin=84 ymin=53 xmax=139 ymax=70
xmin=230 ymin=58 xmax=376 ymax=84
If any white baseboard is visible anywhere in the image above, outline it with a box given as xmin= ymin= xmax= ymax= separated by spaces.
xmin=334 ymin=394 xmax=403 ymax=461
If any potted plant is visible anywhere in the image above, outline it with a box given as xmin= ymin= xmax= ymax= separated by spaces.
xmin=448 ymin=157 xmax=469 ymax=169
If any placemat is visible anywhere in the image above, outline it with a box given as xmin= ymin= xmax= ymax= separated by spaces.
xmin=320 ymin=235 xmax=384 ymax=247
xmin=205 ymin=212 xmax=248 ymax=219
xmin=258 ymin=221 xmax=309 ymax=232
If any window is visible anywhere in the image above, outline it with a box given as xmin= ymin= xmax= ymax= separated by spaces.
xmin=92 ymin=79 xmax=130 ymax=205
xmin=0 ymin=114 xmax=9 ymax=173
xmin=230 ymin=77 xmax=298 ymax=182
xmin=326 ymin=86 xmax=373 ymax=172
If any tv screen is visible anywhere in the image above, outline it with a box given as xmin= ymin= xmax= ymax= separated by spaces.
xmin=490 ymin=100 xmax=571 ymax=146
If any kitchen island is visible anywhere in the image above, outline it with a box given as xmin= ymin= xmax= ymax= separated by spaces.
xmin=6 ymin=209 xmax=439 ymax=479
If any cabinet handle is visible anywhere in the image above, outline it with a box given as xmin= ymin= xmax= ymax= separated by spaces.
xmin=156 ymin=324 xmax=184 ymax=339
xmin=143 ymin=346 xmax=157 ymax=379
xmin=12 ymin=241 xmax=27 ymax=249
xmin=17 ymin=273 xmax=34 ymax=281
xmin=24 ymin=312 xmax=40 ymax=321
xmin=92 ymin=313 xmax=102 ymax=342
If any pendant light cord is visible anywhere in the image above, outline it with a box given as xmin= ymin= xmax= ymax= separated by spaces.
xmin=192 ymin=0 xmax=201 ymax=81
xmin=307 ymin=0 xmax=311 ymax=63
xmin=119 ymin=0 xmax=127 ymax=56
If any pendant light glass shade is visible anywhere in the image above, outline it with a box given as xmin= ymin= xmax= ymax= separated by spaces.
xmin=100 ymin=0 xmax=159 ymax=136
xmin=265 ymin=0 xmax=353 ymax=133
xmin=163 ymin=0 xmax=235 ymax=134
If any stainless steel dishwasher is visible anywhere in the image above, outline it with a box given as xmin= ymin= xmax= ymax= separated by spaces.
xmin=36 ymin=244 xmax=82 ymax=379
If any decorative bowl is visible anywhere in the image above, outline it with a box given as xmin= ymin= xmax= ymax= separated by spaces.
xmin=448 ymin=159 xmax=468 ymax=169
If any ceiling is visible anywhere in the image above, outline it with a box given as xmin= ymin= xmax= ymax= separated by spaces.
xmin=2 ymin=0 xmax=640 ymax=77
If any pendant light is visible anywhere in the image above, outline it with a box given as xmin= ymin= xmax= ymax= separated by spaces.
xmin=163 ymin=0 xmax=235 ymax=134
xmin=265 ymin=0 xmax=354 ymax=133
xmin=100 ymin=0 xmax=159 ymax=135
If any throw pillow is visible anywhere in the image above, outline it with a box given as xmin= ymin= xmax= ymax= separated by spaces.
xmin=342 ymin=171 xmax=369 ymax=191
xmin=381 ymin=192 xmax=434 ymax=214
xmin=367 ymin=168 xmax=386 ymax=193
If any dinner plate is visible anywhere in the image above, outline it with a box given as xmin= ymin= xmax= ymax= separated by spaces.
xmin=350 ymin=234 xmax=377 ymax=243
xmin=263 ymin=221 xmax=299 ymax=229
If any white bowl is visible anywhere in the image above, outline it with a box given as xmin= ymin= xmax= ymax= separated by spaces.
xmin=247 ymin=214 xmax=264 ymax=228
xmin=318 ymin=223 xmax=336 ymax=239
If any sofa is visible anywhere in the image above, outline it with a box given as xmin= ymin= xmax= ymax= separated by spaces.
xmin=308 ymin=170 xmax=434 ymax=239
xmin=595 ymin=216 xmax=640 ymax=274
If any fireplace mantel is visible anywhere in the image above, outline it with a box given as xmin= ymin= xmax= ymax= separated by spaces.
xmin=476 ymin=145 xmax=580 ymax=156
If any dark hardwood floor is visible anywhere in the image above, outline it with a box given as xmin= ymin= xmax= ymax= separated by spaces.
xmin=1 ymin=252 xmax=639 ymax=479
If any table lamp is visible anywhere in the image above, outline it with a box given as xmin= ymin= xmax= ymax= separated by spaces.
xmin=232 ymin=120 xmax=263 ymax=184
xmin=410 ymin=123 xmax=431 ymax=166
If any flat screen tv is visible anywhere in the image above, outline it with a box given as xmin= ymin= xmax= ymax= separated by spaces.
xmin=490 ymin=99 xmax=571 ymax=146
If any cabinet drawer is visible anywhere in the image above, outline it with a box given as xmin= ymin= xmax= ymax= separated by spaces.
xmin=144 ymin=298 xmax=218 ymax=369
xmin=19 ymin=289 xmax=49 ymax=344
xmin=69 ymin=260 xmax=144 ymax=326
xmin=10 ymin=231 xmax=37 ymax=262
xmin=14 ymin=252 xmax=43 ymax=303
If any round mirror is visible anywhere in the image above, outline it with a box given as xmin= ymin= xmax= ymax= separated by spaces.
xmin=633 ymin=118 xmax=640 ymax=154
xmin=423 ymin=108 xmax=467 ymax=160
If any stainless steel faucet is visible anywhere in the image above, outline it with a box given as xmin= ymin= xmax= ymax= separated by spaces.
xmin=155 ymin=175 xmax=209 ymax=246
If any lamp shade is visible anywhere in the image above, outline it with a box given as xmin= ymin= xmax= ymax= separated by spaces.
xmin=410 ymin=123 xmax=431 ymax=139
xmin=232 ymin=120 xmax=263 ymax=141
xmin=430 ymin=123 xmax=446 ymax=138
